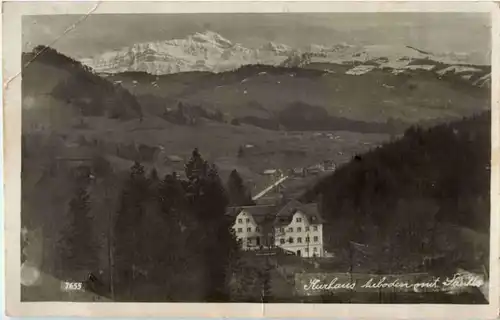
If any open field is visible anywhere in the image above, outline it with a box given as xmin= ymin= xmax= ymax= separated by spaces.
xmin=32 ymin=114 xmax=391 ymax=194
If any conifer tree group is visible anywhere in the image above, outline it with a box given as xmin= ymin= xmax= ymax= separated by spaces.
xmin=58 ymin=149 xmax=243 ymax=301
xmin=59 ymin=168 xmax=97 ymax=280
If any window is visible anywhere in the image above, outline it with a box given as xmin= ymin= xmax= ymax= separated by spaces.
xmin=313 ymin=247 xmax=318 ymax=252
xmin=297 ymin=227 xmax=302 ymax=232
xmin=288 ymin=227 xmax=293 ymax=232
xmin=305 ymin=227 xmax=310 ymax=232
xmin=256 ymin=227 xmax=260 ymax=232
xmin=238 ymin=219 xmax=243 ymax=224
xmin=288 ymin=237 xmax=294 ymax=244
xmin=306 ymin=237 xmax=310 ymax=243
xmin=313 ymin=226 xmax=318 ymax=231
xmin=246 ymin=218 xmax=250 ymax=223
xmin=247 ymin=227 xmax=251 ymax=232
xmin=296 ymin=218 xmax=302 ymax=222
xmin=280 ymin=239 xmax=285 ymax=244
xmin=237 ymin=228 xmax=242 ymax=233
xmin=305 ymin=248 xmax=309 ymax=253
xmin=314 ymin=236 xmax=319 ymax=242
xmin=297 ymin=237 xmax=302 ymax=243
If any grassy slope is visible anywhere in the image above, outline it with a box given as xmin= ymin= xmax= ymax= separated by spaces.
xmin=68 ymin=116 xmax=389 ymax=191
xmin=106 ymin=64 xmax=490 ymax=124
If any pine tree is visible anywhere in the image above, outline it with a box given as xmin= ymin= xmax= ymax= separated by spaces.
xmin=157 ymin=172 xmax=195 ymax=239
xmin=227 ymin=169 xmax=255 ymax=206
xmin=113 ymin=161 xmax=150 ymax=300
xmin=59 ymin=176 xmax=96 ymax=280
xmin=131 ymin=172 xmax=185 ymax=300
xmin=184 ymin=148 xmax=209 ymax=182
xmin=196 ymin=164 xmax=229 ymax=221
xmin=184 ymin=149 xmax=238 ymax=301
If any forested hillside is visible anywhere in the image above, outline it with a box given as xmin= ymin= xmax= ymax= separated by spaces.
xmin=304 ymin=111 xmax=490 ymax=273
xmin=22 ymin=148 xmax=242 ymax=302
xmin=22 ymin=46 xmax=142 ymax=130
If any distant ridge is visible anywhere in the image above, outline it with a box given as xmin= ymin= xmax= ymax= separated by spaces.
xmin=79 ymin=30 xmax=491 ymax=84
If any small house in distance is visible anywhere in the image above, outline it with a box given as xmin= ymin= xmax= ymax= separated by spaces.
xmin=166 ymin=155 xmax=183 ymax=163
xmin=263 ymin=169 xmax=278 ymax=176
xmin=322 ymin=160 xmax=336 ymax=171
xmin=289 ymin=167 xmax=306 ymax=177
xmin=305 ymin=164 xmax=324 ymax=175
xmin=154 ymin=146 xmax=184 ymax=165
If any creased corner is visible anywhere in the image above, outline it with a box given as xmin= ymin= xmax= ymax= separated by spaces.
xmin=3 ymin=1 xmax=102 ymax=90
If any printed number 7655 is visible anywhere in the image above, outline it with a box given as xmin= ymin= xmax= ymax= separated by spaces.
xmin=62 ymin=282 xmax=83 ymax=291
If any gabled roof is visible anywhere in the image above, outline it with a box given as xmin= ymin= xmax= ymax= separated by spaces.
xmin=274 ymin=199 xmax=323 ymax=226
xmin=276 ymin=199 xmax=303 ymax=218
xmin=226 ymin=205 xmax=278 ymax=225
xmin=227 ymin=200 xmax=324 ymax=227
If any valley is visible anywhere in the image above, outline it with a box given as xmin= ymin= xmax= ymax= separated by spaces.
xmin=20 ymin=33 xmax=491 ymax=302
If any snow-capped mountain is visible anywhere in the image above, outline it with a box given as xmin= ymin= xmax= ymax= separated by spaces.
xmin=80 ymin=31 xmax=291 ymax=75
xmin=80 ymin=30 xmax=491 ymax=88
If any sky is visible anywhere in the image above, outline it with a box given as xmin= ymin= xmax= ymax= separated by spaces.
xmin=23 ymin=13 xmax=492 ymax=64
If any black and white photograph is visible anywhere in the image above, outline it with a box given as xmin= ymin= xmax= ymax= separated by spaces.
xmin=8 ymin=1 xmax=498 ymax=312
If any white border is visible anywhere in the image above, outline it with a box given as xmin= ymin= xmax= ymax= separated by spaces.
xmin=3 ymin=1 xmax=499 ymax=318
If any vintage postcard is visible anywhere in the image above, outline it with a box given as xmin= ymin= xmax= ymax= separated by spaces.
xmin=3 ymin=1 xmax=500 ymax=318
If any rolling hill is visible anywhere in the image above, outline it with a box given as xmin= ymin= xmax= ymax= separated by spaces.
xmin=104 ymin=62 xmax=490 ymax=130
xmin=22 ymin=46 xmax=142 ymax=133
xmin=302 ymin=111 xmax=491 ymax=274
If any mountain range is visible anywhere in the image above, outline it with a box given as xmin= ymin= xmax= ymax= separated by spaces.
xmin=80 ymin=30 xmax=491 ymax=89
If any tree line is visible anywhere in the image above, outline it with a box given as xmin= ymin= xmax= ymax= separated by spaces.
xmin=57 ymin=148 xmax=260 ymax=301
xmin=303 ymin=111 xmax=491 ymax=274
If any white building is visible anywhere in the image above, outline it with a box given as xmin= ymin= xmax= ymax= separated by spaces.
xmin=229 ymin=205 xmax=277 ymax=250
xmin=273 ymin=200 xmax=325 ymax=258
xmin=228 ymin=200 xmax=325 ymax=258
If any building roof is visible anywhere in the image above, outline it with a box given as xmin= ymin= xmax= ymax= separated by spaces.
xmin=166 ymin=155 xmax=183 ymax=162
xmin=226 ymin=205 xmax=278 ymax=225
xmin=227 ymin=199 xmax=324 ymax=228
xmin=263 ymin=169 xmax=277 ymax=175
xmin=275 ymin=199 xmax=324 ymax=226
